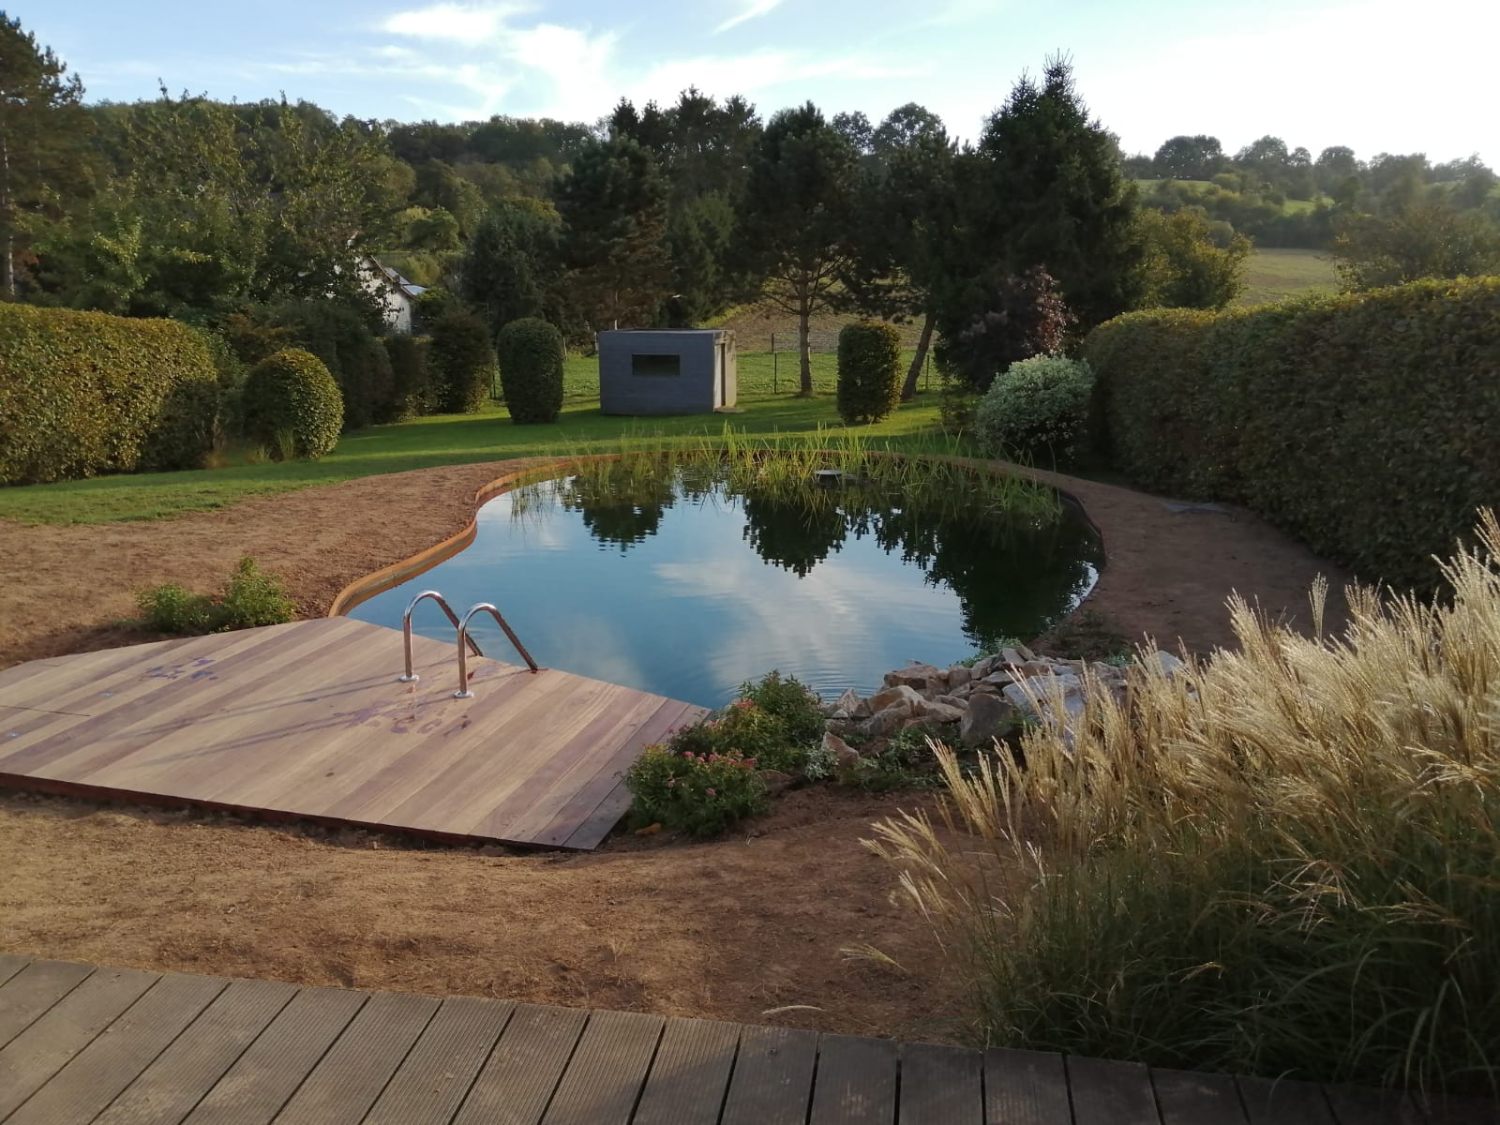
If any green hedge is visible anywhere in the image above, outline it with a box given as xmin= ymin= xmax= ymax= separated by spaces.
xmin=0 ymin=304 xmax=219 ymax=485
xmin=496 ymin=317 xmax=564 ymax=424
xmin=241 ymin=348 xmax=344 ymax=460
xmin=836 ymin=320 xmax=902 ymax=424
xmin=430 ymin=310 xmax=497 ymax=414
xmin=1085 ymin=277 xmax=1500 ymax=587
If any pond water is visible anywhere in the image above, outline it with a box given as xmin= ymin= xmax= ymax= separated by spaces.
xmin=349 ymin=466 xmax=1103 ymax=708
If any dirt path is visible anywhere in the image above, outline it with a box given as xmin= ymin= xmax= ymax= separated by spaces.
xmin=0 ymin=458 xmax=1349 ymax=1037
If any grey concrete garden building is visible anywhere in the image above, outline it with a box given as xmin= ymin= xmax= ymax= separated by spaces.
xmin=597 ymin=329 xmax=737 ymax=415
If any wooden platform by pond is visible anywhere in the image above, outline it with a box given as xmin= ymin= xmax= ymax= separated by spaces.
xmin=0 ymin=618 xmax=705 ymax=850
xmin=0 ymin=956 xmax=1494 ymax=1125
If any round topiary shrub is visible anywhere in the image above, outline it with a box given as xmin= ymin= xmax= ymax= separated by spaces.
xmin=241 ymin=348 xmax=344 ymax=460
xmin=836 ymin=320 xmax=903 ymax=424
xmin=972 ymin=354 xmax=1095 ymax=464
xmin=496 ymin=317 xmax=565 ymax=425
xmin=428 ymin=309 xmax=497 ymax=414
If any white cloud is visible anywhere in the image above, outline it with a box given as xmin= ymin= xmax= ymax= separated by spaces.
xmin=373 ymin=1 xmax=910 ymax=124
xmin=715 ymin=0 xmax=785 ymax=34
xmin=380 ymin=2 xmax=528 ymax=42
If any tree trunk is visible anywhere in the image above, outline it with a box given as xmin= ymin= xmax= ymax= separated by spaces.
xmin=900 ymin=308 xmax=936 ymax=401
xmin=797 ymin=296 xmax=813 ymax=396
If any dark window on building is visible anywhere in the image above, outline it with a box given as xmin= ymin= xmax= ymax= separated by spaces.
xmin=632 ymin=353 xmax=681 ymax=377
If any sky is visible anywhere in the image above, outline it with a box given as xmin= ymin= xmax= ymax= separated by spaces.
xmin=24 ymin=0 xmax=1500 ymax=164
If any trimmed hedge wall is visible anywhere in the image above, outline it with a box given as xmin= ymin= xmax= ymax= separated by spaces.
xmin=1085 ymin=277 xmax=1500 ymax=587
xmin=0 ymin=303 xmax=219 ymax=485
xmin=836 ymin=320 xmax=902 ymax=424
xmin=496 ymin=317 xmax=564 ymax=424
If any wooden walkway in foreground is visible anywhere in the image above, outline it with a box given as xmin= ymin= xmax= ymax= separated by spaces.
xmin=0 ymin=618 xmax=704 ymax=850
xmin=0 ymin=957 xmax=1494 ymax=1125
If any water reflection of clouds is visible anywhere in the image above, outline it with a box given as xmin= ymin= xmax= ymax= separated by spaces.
xmin=652 ymin=545 xmax=954 ymax=697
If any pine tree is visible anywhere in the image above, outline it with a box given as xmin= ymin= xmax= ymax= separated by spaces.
xmin=555 ymin=137 xmax=672 ymax=331
xmin=0 ymin=13 xmax=90 ymax=298
xmin=956 ymin=56 xmax=1143 ymax=333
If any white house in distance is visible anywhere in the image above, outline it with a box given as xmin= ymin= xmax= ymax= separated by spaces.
xmin=357 ymin=256 xmax=426 ymax=334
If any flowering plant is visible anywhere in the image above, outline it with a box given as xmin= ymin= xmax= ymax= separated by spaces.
xmin=625 ymin=744 xmax=769 ymax=837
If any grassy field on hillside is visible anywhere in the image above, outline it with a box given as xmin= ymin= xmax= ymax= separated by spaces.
xmin=1236 ymin=247 xmax=1340 ymax=306
xmin=0 ymin=350 xmax=944 ymax=525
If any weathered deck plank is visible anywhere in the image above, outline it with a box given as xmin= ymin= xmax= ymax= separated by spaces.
xmin=807 ymin=1033 xmax=898 ymax=1125
xmin=5 ymin=973 xmax=226 ymax=1125
xmin=94 ymin=978 xmax=299 ymax=1125
xmin=719 ymin=1024 xmax=817 ymax=1125
xmin=4 ymin=956 xmax=1497 ymax=1125
xmin=0 ymin=619 xmax=706 ymax=851
xmin=0 ymin=967 xmax=159 ymax=1119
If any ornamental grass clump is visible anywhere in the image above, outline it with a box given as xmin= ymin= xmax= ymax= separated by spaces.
xmin=868 ymin=510 xmax=1500 ymax=1096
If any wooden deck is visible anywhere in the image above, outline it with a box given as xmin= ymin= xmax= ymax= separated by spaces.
xmin=0 ymin=957 xmax=1493 ymax=1125
xmin=0 ymin=618 xmax=705 ymax=850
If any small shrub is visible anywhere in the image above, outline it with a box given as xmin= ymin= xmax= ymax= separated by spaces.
xmin=738 ymin=670 xmax=825 ymax=746
xmin=240 ymin=348 xmax=344 ymax=460
xmin=216 ymin=556 xmax=297 ymax=629
xmin=625 ymin=745 xmax=769 ymax=837
xmin=841 ymin=723 xmax=950 ymax=791
xmin=267 ymin=301 xmax=396 ymax=429
xmin=136 ymin=557 xmax=295 ymax=635
xmin=496 ymin=316 xmax=565 ymax=424
xmin=136 ymin=584 xmax=216 ymax=634
xmin=972 ymin=355 xmax=1095 ymax=463
xmin=429 ymin=310 xmax=497 ymax=414
xmin=836 ymin=320 xmax=903 ymax=424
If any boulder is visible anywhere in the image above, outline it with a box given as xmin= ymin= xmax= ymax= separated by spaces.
xmin=829 ymin=687 xmax=863 ymax=720
xmin=934 ymin=693 xmax=968 ymax=710
xmin=821 ymin=732 xmax=861 ymax=767
xmin=1002 ymin=673 xmax=1083 ymax=719
xmin=947 ymin=664 xmax=973 ymax=689
xmin=862 ymin=706 xmax=912 ymax=738
xmin=824 ymin=717 xmax=852 ymax=736
xmin=970 ymin=655 xmax=1001 ymax=680
xmin=1141 ymin=651 xmax=1186 ymax=678
xmin=915 ymin=700 xmax=965 ymax=725
xmin=867 ymin=683 xmax=925 ymax=716
xmin=883 ymin=662 xmax=949 ymax=696
xmin=999 ymin=646 xmax=1028 ymax=668
xmin=961 ymin=693 xmax=1018 ymax=747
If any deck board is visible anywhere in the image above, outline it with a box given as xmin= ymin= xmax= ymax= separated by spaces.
xmin=5 ymin=973 xmax=227 ymax=1125
xmin=0 ymin=966 xmax=160 ymax=1119
xmin=1 ymin=959 xmax=1494 ymax=1125
xmin=0 ymin=619 xmax=707 ymax=850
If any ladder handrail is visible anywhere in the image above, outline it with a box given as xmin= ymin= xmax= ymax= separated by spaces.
xmin=454 ymin=602 xmax=539 ymax=698
xmin=399 ymin=590 xmax=482 ymax=683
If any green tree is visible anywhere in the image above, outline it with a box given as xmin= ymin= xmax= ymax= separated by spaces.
xmin=848 ymin=103 xmax=956 ymax=399
xmin=1332 ymin=199 xmax=1500 ymax=290
xmin=738 ymin=103 xmax=860 ymax=395
xmin=0 ymin=13 xmax=90 ymax=298
xmin=956 ymin=57 xmax=1142 ymax=334
xmin=1153 ymin=135 xmax=1225 ymax=181
xmin=555 ymin=136 xmax=672 ymax=331
xmin=1137 ymin=207 xmax=1251 ymax=309
xmin=458 ymin=200 xmax=562 ymax=338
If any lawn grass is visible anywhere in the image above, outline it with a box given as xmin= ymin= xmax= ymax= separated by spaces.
xmin=1235 ymin=247 xmax=1340 ymax=306
xmin=0 ymin=349 xmax=947 ymax=525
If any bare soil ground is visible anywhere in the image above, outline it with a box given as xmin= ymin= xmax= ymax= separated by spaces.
xmin=0 ymin=459 xmax=1349 ymax=1035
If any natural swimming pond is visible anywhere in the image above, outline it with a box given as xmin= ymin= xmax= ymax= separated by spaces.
xmin=350 ymin=459 xmax=1103 ymax=707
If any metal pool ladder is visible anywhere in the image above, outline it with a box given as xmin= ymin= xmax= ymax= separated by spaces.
xmin=397 ymin=590 xmax=539 ymax=696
